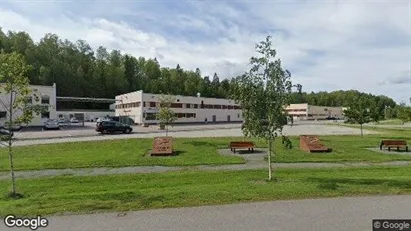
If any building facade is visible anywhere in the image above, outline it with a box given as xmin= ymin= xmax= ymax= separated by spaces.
xmin=285 ymin=103 xmax=345 ymax=120
xmin=56 ymin=110 xmax=114 ymax=122
xmin=0 ymin=84 xmax=57 ymax=127
xmin=115 ymin=91 xmax=243 ymax=124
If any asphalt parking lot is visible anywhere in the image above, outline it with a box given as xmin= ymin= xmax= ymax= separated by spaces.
xmin=6 ymin=122 xmax=377 ymax=147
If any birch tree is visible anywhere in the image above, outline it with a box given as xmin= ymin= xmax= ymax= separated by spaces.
xmin=156 ymin=94 xmax=177 ymax=136
xmin=0 ymin=52 xmax=44 ymax=198
xmin=231 ymin=36 xmax=294 ymax=181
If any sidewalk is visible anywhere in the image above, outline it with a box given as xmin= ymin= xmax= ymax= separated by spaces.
xmin=1 ymin=161 xmax=410 ymax=180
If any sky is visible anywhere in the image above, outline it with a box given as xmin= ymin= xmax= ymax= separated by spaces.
xmin=0 ymin=0 xmax=410 ymax=103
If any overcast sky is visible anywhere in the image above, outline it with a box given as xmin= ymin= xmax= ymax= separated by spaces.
xmin=0 ymin=0 xmax=410 ymax=103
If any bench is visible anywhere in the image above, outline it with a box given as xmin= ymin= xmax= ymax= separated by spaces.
xmin=380 ymin=139 xmax=408 ymax=152
xmin=229 ymin=141 xmax=255 ymax=153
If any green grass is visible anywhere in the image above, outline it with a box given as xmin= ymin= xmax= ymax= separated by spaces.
xmin=0 ymin=138 xmax=247 ymax=171
xmin=374 ymin=119 xmax=404 ymax=125
xmin=272 ymin=134 xmax=411 ymax=163
xmin=2 ymin=130 xmax=411 ymax=171
xmin=1 ymin=166 xmax=411 ymax=216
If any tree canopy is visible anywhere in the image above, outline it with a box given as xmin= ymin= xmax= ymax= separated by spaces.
xmin=0 ymin=28 xmax=399 ymax=116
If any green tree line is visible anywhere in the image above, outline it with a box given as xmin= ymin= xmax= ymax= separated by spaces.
xmin=0 ymin=28 xmax=400 ymax=116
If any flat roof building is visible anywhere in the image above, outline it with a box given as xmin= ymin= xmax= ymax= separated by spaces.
xmin=285 ymin=103 xmax=345 ymax=120
xmin=115 ymin=91 xmax=243 ymax=124
xmin=0 ymin=83 xmax=57 ymax=126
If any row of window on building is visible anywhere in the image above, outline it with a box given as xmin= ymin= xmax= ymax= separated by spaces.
xmin=145 ymin=113 xmax=197 ymax=120
xmin=116 ymin=102 xmax=241 ymax=110
xmin=0 ymin=110 xmax=51 ymax=119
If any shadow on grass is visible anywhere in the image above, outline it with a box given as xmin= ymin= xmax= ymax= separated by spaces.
xmin=308 ymin=177 xmax=411 ymax=190
xmin=235 ymin=149 xmax=267 ymax=155
xmin=145 ymin=150 xmax=186 ymax=157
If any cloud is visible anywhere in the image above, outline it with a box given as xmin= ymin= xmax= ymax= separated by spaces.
xmin=0 ymin=0 xmax=410 ymax=103
xmin=379 ymin=71 xmax=411 ymax=85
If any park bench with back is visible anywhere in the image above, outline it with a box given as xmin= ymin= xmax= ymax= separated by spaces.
xmin=380 ymin=139 xmax=408 ymax=152
xmin=229 ymin=141 xmax=255 ymax=153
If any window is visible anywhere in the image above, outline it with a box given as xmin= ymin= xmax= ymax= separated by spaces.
xmin=186 ymin=104 xmax=191 ymax=108
xmin=214 ymin=105 xmax=221 ymax=109
xmin=0 ymin=111 xmax=6 ymax=118
xmin=186 ymin=113 xmax=196 ymax=118
xmin=143 ymin=102 xmax=146 ymax=107
xmin=41 ymin=112 xmax=50 ymax=119
xmin=223 ymin=105 xmax=227 ymax=109
xmin=201 ymin=101 xmax=204 ymax=108
xmin=238 ymin=114 xmax=240 ymax=118
xmin=170 ymin=103 xmax=183 ymax=108
xmin=145 ymin=113 xmax=157 ymax=120
xmin=177 ymin=113 xmax=185 ymax=118
xmin=149 ymin=102 xmax=156 ymax=107
xmin=194 ymin=104 xmax=198 ymax=109
xmin=41 ymin=97 xmax=50 ymax=104
xmin=228 ymin=105 xmax=233 ymax=109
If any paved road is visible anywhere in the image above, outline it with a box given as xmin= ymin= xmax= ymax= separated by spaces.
xmin=2 ymin=195 xmax=410 ymax=231
xmin=8 ymin=124 xmax=377 ymax=147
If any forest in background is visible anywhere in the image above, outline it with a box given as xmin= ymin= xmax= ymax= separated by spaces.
xmin=0 ymin=28 xmax=398 ymax=116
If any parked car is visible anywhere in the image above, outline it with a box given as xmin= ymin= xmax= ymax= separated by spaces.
xmin=70 ymin=117 xmax=79 ymax=123
xmin=0 ymin=123 xmax=22 ymax=131
xmin=0 ymin=129 xmax=13 ymax=137
xmin=58 ymin=118 xmax=69 ymax=125
xmin=96 ymin=117 xmax=111 ymax=123
xmin=96 ymin=121 xmax=132 ymax=134
xmin=44 ymin=119 xmax=60 ymax=130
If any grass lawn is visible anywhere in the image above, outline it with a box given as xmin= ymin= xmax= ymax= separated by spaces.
xmin=2 ymin=129 xmax=411 ymax=171
xmin=374 ymin=119 xmax=404 ymax=125
xmin=0 ymin=138 xmax=247 ymax=171
xmin=1 ymin=166 xmax=411 ymax=216
xmin=272 ymin=134 xmax=411 ymax=163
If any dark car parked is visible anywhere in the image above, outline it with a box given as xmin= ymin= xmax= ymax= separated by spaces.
xmin=96 ymin=121 xmax=133 ymax=134
xmin=0 ymin=129 xmax=13 ymax=140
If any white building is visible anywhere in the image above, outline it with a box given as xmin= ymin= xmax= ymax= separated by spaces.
xmin=285 ymin=103 xmax=345 ymax=121
xmin=57 ymin=110 xmax=114 ymax=122
xmin=115 ymin=91 xmax=243 ymax=124
xmin=0 ymin=84 xmax=57 ymax=126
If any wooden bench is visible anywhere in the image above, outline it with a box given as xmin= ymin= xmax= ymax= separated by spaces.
xmin=380 ymin=139 xmax=408 ymax=152
xmin=229 ymin=141 xmax=255 ymax=153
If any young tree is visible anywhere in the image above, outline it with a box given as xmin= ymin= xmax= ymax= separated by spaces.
xmin=343 ymin=97 xmax=372 ymax=137
xmin=396 ymin=104 xmax=411 ymax=125
xmin=369 ymin=100 xmax=381 ymax=124
xmin=156 ymin=94 xmax=177 ymax=136
xmin=231 ymin=36 xmax=294 ymax=181
xmin=0 ymin=52 xmax=45 ymax=198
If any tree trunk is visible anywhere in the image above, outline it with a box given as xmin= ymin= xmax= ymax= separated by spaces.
xmin=268 ymin=138 xmax=273 ymax=181
xmin=8 ymin=91 xmax=16 ymax=195
xmin=166 ymin=125 xmax=168 ymax=137
xmin=360 ymin=123 xmax=363 ymax=137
